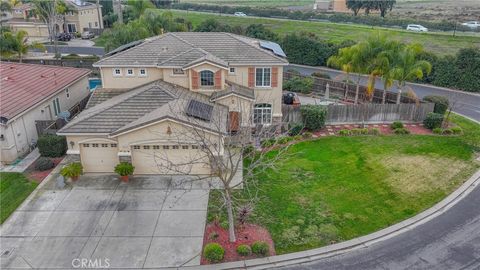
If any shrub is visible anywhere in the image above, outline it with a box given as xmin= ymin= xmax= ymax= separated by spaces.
xmin=261 ymin=138 xmax=276 ymax=148
xmin=433 ymin=127 xmax=442 ymax=134
xmin=243 ymin=145 xmax=255 ymax=156
xmin=203 ymin=243 xmax=224 ymax=263
xmin=60 ymin=162 xmax=83 ymax=179
xmin=302 ymin=132 xmax=313 ymax=139
xmin=394 ymin=128 xmax=410 ymax=135
xmin=390 ymin=121 xmax=404 ymax=129
xmin=294 ymin=135 xmax=303 ymax=140
xmin=208 ymin=232 xmax=219 ymax=240
xmin=369 ymin=128 xmax=380 ymax=135
xmin=283 ymin=76 xmax=314 ymax=94
xmin=451 ymin=127 xmax=463 ymax=134
xmin=423 ymin=113 xmax=444 ymax=129
xmin=338 ymin=129 xmax=350 ymax=136
xmin=37 ymin=135 xmax=67 ymax=157
xmin=114 ymin=162 xmax=135 ymax=176
xmin=251 ymin=241 xmax=269 ymax=256
xmin=423 ymin=95 xmax=449 ymax=115
xmin=300 ymin=105 xmax=327 ymax=131
xmin=34 ymin=157 xmax=55 ymax=171
xmin=236 ymin=244 xmax=251 ymax=256
xmin=442 ymin=128 xmax=454 ymax=135
xmin=220 ymin=220 xmax=229 ymax=230
xmin=277 ymin=136 xmax=290 ymax=145
xmin=288 ymin=122 xmax=304 ymax=136
xmin=350 ymin=128 xmax=368 ymax=135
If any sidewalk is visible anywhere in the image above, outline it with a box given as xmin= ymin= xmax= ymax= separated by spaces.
xmin=0 ymin=148 xmax=40 ymax=173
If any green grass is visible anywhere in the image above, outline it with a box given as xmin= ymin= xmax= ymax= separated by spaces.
xmin=180 ymin=0 xmax=313 ymax=8
xmin=0 ymin=172 xmax=38 ymax=224
xmin=208 ymin=115 xmax=480 ymax=254
xmin=159 ymin=9 xmax=480 ymax=56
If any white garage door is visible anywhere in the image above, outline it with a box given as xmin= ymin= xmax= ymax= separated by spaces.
xmin=131 ymin=144 xmax=211 ymax=175
xmin=80 ymin=143 xmax=119 ymax=173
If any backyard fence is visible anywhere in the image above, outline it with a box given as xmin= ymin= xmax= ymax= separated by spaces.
xmin=282 ymin=103 xmax=435 ymax=124
xmin=283 ymin=71 xmax=418 ymax=104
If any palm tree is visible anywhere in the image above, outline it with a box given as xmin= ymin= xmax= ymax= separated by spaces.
xmin=390 ymin=44 xmax=432 ymax=104
xmin=127 ymin=0 xmax=154 ymax=19
xmin=1 ymin=30 xmax=45 ymax=62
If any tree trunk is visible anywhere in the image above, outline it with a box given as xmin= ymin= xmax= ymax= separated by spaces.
xmin=354 ymin=76 xmax=360 ymax=104
xmin=225 ymin=190 xmax=236 ymax=243
xmin=382 ymin=89 xmax=387 ymax=104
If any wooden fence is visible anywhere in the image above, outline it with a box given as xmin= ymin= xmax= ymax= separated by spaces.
xmin=282 ymin=103 xmax=435 ymax=124
xmin=284 ymin=71 xmax=418 ymax=104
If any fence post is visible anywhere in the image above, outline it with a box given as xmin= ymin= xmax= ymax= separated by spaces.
xmin=325 ymin=83 xmax=330 ymax=99
xmin=396 ymin=90 xmax=402 ymax=104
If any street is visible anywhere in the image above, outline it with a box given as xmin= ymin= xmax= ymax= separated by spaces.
xmin=288 ymin=64 xmax=480 ymax=121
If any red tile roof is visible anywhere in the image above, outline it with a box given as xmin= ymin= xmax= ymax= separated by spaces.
xmin=0 ymin=62 xmax=91 ymax=121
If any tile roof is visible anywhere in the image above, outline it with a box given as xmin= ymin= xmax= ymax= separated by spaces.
xmin=85 ymin=88 xmax=129 ymax=109
xmin=210 ymin=81 xmax=255 ymax=101
xmin=0 ymin=62 xmax=90 ymax=122
xmin=58 ymin=80 xmax=228 ymax=135
xmin=94 ymin=32 xmax=288 ymax=67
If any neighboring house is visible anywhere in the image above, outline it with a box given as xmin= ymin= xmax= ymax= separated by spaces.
xmin=0 ymin=62 xmax=91 ymax=164
xmin=58 ymin=32 xmax=289 ymax=175
xmin=8 ymin=0 xmax=103 ymax=38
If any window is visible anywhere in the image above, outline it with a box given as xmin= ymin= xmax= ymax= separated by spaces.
xmin=92 ymin=143 xmax=99 ymax=148
xmin=229 ymin=67 xmax=235 ymax=74
xmin=113 ymin=68 xmax=122 ymax=76
xmin=153 ymin=145 xmax=160 ymax=150
xmin=172 ymin=145 xmax=179 ymax=149
xmin=133 ymin=145 xmax=140 ymax=150
xmin=101 ymin=144 xmax=108 ymax=148
xmin=191 ymin=145 xmax=199 ymax=149
xmin=83 ymin=144 xmax=90 ymax=147
xmin=139 ymin=68 xmax=147 ymax=77
xmin=255 ymin=67 xmax=271 ymax=87
xmin=126 ymin=69 xmax=134 ymax=76
xmin=67 ymin=23 xmax=76 ymax=33
xmin=143 ymin=145 xmax=150 ymax=150
xmin=111 ymin=144 xmax=117 ymax=147
xmin=53 ymin=97 xmax=61 ymax=116
xmin=182 ymin=145 xmax=189 ymax=150
xmin=173 ymin=68 xmax=184 ymax=75
xmin=253 ymin=103 xmax=272 ymax=124
xmin=65 ymin=88 xmax=70 ymax=99
xmin=95 ymin=22 xmax=98 ymax=27
xmin=163 ymin=145 xmax=170 ymax=150
xmin=200 ymin=70 xmax=214 ymax=86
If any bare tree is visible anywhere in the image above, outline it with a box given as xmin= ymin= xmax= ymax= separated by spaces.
xmin=134 ymin=90 xmax=294 ymax=243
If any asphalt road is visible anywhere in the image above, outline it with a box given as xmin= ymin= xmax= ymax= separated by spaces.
xmin=278 ymin=173 xmax=480 ymax=270
xmin=288 ymin=64 xmax=480 ymax=121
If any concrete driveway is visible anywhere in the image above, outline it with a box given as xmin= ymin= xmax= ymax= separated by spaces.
xmin=0 ymin=175 xmax=210 ymax=268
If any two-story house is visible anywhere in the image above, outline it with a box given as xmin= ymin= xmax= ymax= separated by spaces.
xmin=58 ymin=32 xmax=288 ymax=175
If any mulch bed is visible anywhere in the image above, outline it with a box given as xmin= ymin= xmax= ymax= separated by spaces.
xmin=314 ymin=123 xmax=432 ymax=137
xmin=26 ymin=157 xmax=64 ymax=183
xmin=201 ymin=223 xmax=275 ymax=265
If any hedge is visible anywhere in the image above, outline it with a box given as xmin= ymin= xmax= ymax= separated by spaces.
xmin=423 ymin=113 xmax=444 ymax=129
xmin=37 ymin=135 xmax=67 ymax=157
xmin=300 ymin=105 xmax=327 ymax=131
xmin=423 ymin=95 xmax=449 ymax=115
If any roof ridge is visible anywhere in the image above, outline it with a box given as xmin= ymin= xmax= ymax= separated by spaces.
xmin=224 ymin=32 xmax=288 ymax=63
xmin=169 ymin=32 xmax=197 ymax=47
xmin=157 ymin=47 xmax=204 ymax=66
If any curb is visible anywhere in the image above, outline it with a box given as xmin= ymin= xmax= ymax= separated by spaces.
xmin=179 ymin=169 xmax=480 ymax=269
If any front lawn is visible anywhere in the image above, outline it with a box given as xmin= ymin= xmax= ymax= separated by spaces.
xmin=0 ymin=172 xmax=38 ymax=224
xmin=208 ymin=115 xmax=480 ymax=254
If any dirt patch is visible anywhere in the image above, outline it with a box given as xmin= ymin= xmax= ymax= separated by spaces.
xmin=382 ymin=155 xmax=469 ymax=194
xmin=201 ymin=223 xmax=275 ymax=264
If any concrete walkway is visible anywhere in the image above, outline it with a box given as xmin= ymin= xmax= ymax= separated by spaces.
xmin=0 ymin=174 xmax=210 ymax=268
xmin=0 ymin=148 xmax=39 ymax=173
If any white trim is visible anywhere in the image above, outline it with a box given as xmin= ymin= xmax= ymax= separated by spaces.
xmin=138 ymin=68 xmax=147 ymax=77
xmin=183 ymin=60 xmax=228 ymax=70
xmin=211 ymin=93 xmax=255 ymax=102
xmin=113 ymin=68 xmax=122 ymax=77
xmin=78 ymin=138 xmax=118 ymax=144
xmin=66 ymin=149 xmax=80 ymax=155
xmin=228 ymin=67 xmax=236 ymax=74
xmin=118 ymin=151 xmax=131 ymax=157
xmin=57 ymin=132 xmax=110 ymax=136
xmin=125 ymin=68 xmax=135 ymax=76
xmin=255 ymin=67 xmax=272 ymax=88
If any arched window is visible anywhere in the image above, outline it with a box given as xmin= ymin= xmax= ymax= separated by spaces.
xmin=253 ymin=103 xmax=272 ymax=124
xmin=200 ymin=70 xmax=214 ymax=86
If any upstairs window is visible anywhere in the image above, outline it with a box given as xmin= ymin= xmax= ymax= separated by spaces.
xmin=139 ymin=68 xmax=147 ymax=77
xmin=126 ymin=69 xmax=134 ymax=76
xmin=200 ymin=70 xmax=214 ymax=86
xmin=113 ymin=68 xmax=122 ymax=77
xmin=173 ymin=68 xmax=184 ymax=75
xmin=255 ymin=67 xmax=271 ymax=87
xmin=229 ymin=67 xmax=235 ymax=74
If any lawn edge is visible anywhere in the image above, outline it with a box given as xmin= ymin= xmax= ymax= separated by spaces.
xmin=0 ymin=157 xmax=68 ymax=227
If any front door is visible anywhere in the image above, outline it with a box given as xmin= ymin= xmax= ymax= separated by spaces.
xmin=228 ymin=111 xmax=240 ymax=133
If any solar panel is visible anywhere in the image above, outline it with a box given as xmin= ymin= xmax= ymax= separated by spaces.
xmin=259 ymin=41 xmax=287 ymax=57
xmin=186 ymin=100 xmax=213 ymax=122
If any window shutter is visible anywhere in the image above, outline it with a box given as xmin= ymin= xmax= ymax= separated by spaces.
xmin=272 ymin=67 xmax=278 ymax=87
xmin=215 ymin=70 xmax=222 ymax=89
xmin=191 ymin=70 xmax=199 ymax=89
xmin=248 ymin=67 xmax=255 ymax=88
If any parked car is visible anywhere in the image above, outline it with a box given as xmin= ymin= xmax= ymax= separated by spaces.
xmin=81 ymin=31 xmax=95 ymax=39
xmin=234 ymin=12 xmax=247 ymax=17
xmin=406 ymin=24 xmax=428 ymax=32
xmin=56 ymin=32 xmax=72 ymax=41
xmin=461 ymin=21 xmax=480 ymax=29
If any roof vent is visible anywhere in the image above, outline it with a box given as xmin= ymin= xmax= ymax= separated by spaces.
xmin=161 ymin=46 xmax=168 ymax=53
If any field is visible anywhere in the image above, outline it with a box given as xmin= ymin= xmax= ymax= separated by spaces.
xmin=179 ymin=0 xmax=313 ymax=8
xmin=158 ymin=9 xmax=480 ymax=56
xmin=208 ymin=114 xmax=480 ymax=254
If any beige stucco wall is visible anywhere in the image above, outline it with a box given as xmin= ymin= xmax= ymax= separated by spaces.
xmin=100 ymin=67 xmax=163 ymax=89
xmin=162 ymin=68 xmax=190 ymax=89
xmin=75 ymin=7 xmax=103 ymax=31
xmin=215 ymin=96 xmax=252 ymax=127
xmin=1 ymin=76 xmax=90 ymax=164
xmin=9 ymin=23 xmax=49 ymax=38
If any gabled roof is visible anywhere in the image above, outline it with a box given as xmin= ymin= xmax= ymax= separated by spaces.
xmin=58 ymin=80 xmax=228 ymax=135
xmin=210 ymin=81 xmax=255 ymax=101
xmin=94 ymin=32 xmax=289 ymax=67
xmin=0 ymin=62 xmax=90 ymax=122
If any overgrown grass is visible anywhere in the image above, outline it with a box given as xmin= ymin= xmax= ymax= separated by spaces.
xmin=180 ymin=0 xmax=313 ymax=8
xmin=158 ymin=9 xmax=480 ymax=56
xmin=208 ymin=115 xmax=480 ymax=254
xmin=0 ymin=173 xmax=38 ymax=224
